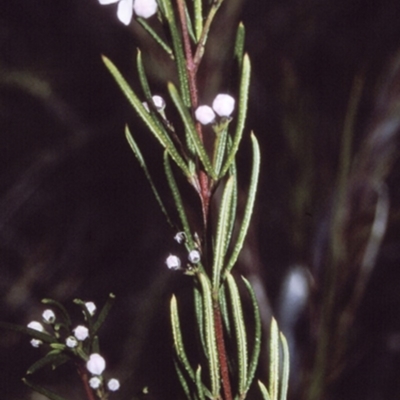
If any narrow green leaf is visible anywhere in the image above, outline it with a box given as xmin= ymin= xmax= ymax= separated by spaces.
xmin=41 ymin=299 xmax=71 ymax=327
xmin=226 ymin=157 xmax=238 ymax=255
xmin=221 ymin=54 xmax=251 ymax=176
xmin=168 ymin=82 xmax=217 ymax=179
xmin=194 ymin=286 xmax=206 ymax=355
xmin=198 ymin=273 xmax=220 ymax=397
xmin=27 ymin=353 xmax=70 ymax=375
xmin=193 ymin=0 xmax=203 ymax=41
xmin=158 ymin=0 xmax=191 ymax=106
xmin=174 ymin=359 xmax=193 ymax=400
xmin=226 ymin=274 xmax=248 ymax=396
xmin=92 ymin=335 xmax=100 ymax=354
xmin=0 ymin=322 xmax=56 ymax=344
xmin=212 ymin=177 xmax=235 ymax=289
xmin=212 ymin=122 xmax=228 ymax=176
xmin=225 ymin=132 xmax=260 ymax=275
xmin=184 ymin=3 xmax=196 ymax=43
xmin=92 ymin=293 xmax=115 ymax=335
xmin=218 ymin=283 xmax=231 ymax=338
xmin=126 ymin=126 xmax=173 ymax=226
xmin=102 ymin=56 xmax=191 ymax=177
xmin=269 ymin=318 xmax=279 ymax=400
xmin=170 ymin=295 xmax=196 ymax=382
xmin=23 ymin=379 xmax=68 ymax=400
xmin=73 ymin=298 xmax=94 ymax=332
xmin=279 ymin=333 xmax=290 ymax=400
xmin=242 ymin=276 xmax=262 ymax=392
xmin=258 ymin=380 xmax=272 ymax=400
xmin=195 ymin=366 xmax=206 ymax=400
xmin=136 ymin=18 xmax=174 ymax=59
xmin=234 ymin=23 xmax=245 ymax=67
xmin=136 ymin=49 xmax=153 ymax=101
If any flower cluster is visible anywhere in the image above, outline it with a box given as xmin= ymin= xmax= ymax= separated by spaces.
xmin=195 ymin=94 xmax=235 ymax=125
xmin=86 ymin=353 xmax=120 ymax=392
xmin=165 ymin=233 xmax=202 ymax=271
xmin=98 ymin=0 xmax=158 ymax=25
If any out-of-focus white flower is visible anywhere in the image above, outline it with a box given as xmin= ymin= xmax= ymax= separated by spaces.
xmin=212 ymin=94 xmax=235 ymax=117
xmin=85 ymin=302 xmax=97 ymax=316
xmin=98 ymin=0 xmax=133 ymax=25
xmin=89 ymin=376 xmax=102 ymax=389
xmin=87 ymin=354 xmax=106 ymax=375
xmin=188 ymin=249 xmax=201 ymax=264
xmin=66 ymin=336 xmax=78 ymax=348
xmin=165 ymin=254 xmax=181 ymax=270
xmin=107 ymin=378 xmax=120 ymax=391
xmin=143 ymin=95 xmax=166 ymax=112
xmin=133 ymin=0 xmax=158 ymax=18
xmin=73 ymin=325 xmax=89 ymax=341
xmin=42 ymin=309 xmax=56 ymax=324
xmin=30 ymin=339 xmax=42 ymax=348
xmin=174 ymin=231 xmax=186 ymax=244
xmin=27 ymin=321 xmax=44 ymax=332
xmin=195 ymin=105 xmax=216 ymax=125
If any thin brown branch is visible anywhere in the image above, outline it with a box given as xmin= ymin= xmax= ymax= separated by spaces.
xmin=76 ymin=363 xmax=97 ymax=400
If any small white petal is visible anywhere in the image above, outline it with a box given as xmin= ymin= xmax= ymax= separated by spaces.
xmin=73 ymin=325 xmax=89 ymax=341
xmin=195 ymin=105 xmax=216 ymax=125
xmin=152 ymin=95 xmax=165 ymax=111
xmin=42 ymin=309 xmax=56 ymax=324
xmin=85 ymin=302 xmax=97 ymax=316
xmin=87 ymin=354 xmax=106 ymax=375
xmin=133 ymin=0 xmax=158 ymax=19
xmin=107 ymin=378 xmax=120 ymax=391
xmin=174 ymin=232 xmax=186 ymax=244
xmin=212 ymin=94 xmax=235 ymax=117
xmin=66 ymin=336 xmax=78 ymax=348
xmin=166 ymin=254 xmax=181 ymax=270
xmin=142 ymin=101 xmax=150 ymax=112
xmin=27 ymin=321 xmax=44 ymax=332
xmin=117 ymin=0 xmax=134 ymax=25
xmin=30 ymin=339 xmax=42 ymax=348
xmin=89 ymin=376 xmax=102 ymax=389
xmin=188 ymin=249 xmax=201 ymax=264
xmin=99 ymin=0 xmax=119 ymax=4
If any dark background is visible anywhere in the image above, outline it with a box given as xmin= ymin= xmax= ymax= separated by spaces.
xmin=1 ymin=0 xmax=400 ymax=399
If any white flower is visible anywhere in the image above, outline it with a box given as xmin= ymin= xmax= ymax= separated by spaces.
xmin=98 ymin=0 xmax=133 ymax=25
xmin=27 ymin=321 xmax=44 ymax=332
xmin=188 ymin=249 xmax=201 ymax=264
xmin=30 ymin=339 xmax=42 ymax=348
xmin=195 ymin=105 xmax=216 ymax=125
xmin=73 ymin=325 xmax=89 ymax=341
xmin=143 ymin=95 xmax=166 ymax=112
xmin=174 ymin=231 xmax=186 ymax=244
xmin=89 ymin=376 xmax=102 ymax=389
xmin=42 ymin=309 xmax=56 ymax=324
xmin=85 ymin=302 xmax=97 ymax=316
xmin=107 ymin=378 xmax=120 ymax=391
xmin=66 ymin=336 xmax=78 ymax=348
xmin=133 ymin=0 xmax=158 ymax=18
xmin=165 ymin=254 xmax=181 ymax=270
xmin=212 ymin=94 xmax=235 ymax=117
xmin=86 ymin=353 xmax=106 ymax=375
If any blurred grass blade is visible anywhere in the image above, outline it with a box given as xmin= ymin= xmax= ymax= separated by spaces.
xmin=136 ymin=18 xmax=174 ymax=58
xmin=23 ymin=379 xmax=68 ymax=400
xmin=41 ymin=298 xmax=71 ymax=327
xmin=242 ymin=276 xmax=262 ymax=392
xmin=258 ymin=380 xmax=272 ymax=400
xmin=226 ymin=133 xmax=260 ymax=275
xmin=221 ymin=53 xmax=251 ymax=176
xmin=174 ymin=360 xmax=192 ymax=400
xmin=168 ymin=82 xmax=217 ymax=179
xmin=212 ymin=176 xmax=235 ymax=289
xmin=198 ymin=273 xmax=220 ymax=397
xmin=92 ymin=293 xmax=115 ymax=335
xmin=269 ymin=318 xmax=279 ymax=400
xmin=193 ymin=0 xmax=203 ymax=41
xmin=27 ymin=353 xmax=70 ymax=375
xmin=0 ymin=322 xmax=56 ymax=344
xmin=158 ymin=0 xmax=190 ymax=106
xmin=195 ymin=365 xmax=206 ymax=400
xmin=226 ymin=273 xmax=248 ymax=396
xmin=102 ymin=56 xmax=191 ymax=177
xmin=280 ymin=333 xmax=290 ymax=400
xmin=234 ymin=22 xmax=245 ymax=67
xmin=126 ymin=126 xmax=173 ymax=226
xmin=171 ymin=295 xmax=196 ymax=382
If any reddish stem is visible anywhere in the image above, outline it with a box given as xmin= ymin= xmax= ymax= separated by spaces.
xmin=77 ymin=363 xmax=97 ymax=400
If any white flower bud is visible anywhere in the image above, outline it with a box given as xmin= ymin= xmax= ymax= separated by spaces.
xmin=142 ymin=101 xmax=150 ymax=112
xmin=133 ymin=0 xmax=158 ymax=19
xmin=42 ymin=309 xmax=56 ymax=324
xmin=86 ymin=353 xmax=106 ymax=375
xmin=166 ymin=254 xmax=181 ymax=270
xmin=27 ymin=321 xmax=44 ymax=332
xmin=195 ymin=105 xmax=216 ymax=125
xmin=66 ymin=336 xmax=78 ymax=348
xmin=174 ymin=232 xmax=186 ymax=244
xmin=73 ymin=325 xmax=89 ymax=341
xmin=107 ymin=378 xmax=120 ymax=391
xmin=89 ymin=376 xmax=102 ymax=389
xmin=85 ymin=302 xmax=97 ymax=316
xmin=212 ymin=94 xmax=235 ymax=117
xmin=188 ymin=249 xmax=201 ymax=264
xmin=30 ymin=339 xmax=42 ymax=348
xmin=152 ymin=95 xmax=165 ymax=111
